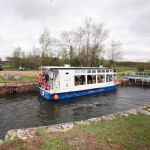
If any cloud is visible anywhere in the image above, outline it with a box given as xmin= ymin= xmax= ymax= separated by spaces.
xmin=0 ymin=0 xmax=68 ymax=21
xmin=0 ymin=0 xmax=149 ymax=61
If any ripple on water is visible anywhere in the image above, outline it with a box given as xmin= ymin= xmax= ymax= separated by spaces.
xmin=0 ymin=87 xmax=150 ymax=139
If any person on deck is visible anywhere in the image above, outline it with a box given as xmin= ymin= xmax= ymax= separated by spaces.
xmin=45 ymin=72 xmax=49 ymax=82
xmin=44 ymin=72 xmax=50 ymax=90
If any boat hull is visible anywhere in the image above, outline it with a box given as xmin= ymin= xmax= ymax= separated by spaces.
xmin=38 ymin=85 xmax=117 ymax=101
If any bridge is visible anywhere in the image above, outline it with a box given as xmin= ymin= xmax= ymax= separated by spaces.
xmin=125 ymin=72 xmax=150 ymax=86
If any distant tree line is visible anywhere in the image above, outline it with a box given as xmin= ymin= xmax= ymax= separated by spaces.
xmin=6 ymin=18 xmax=124 ymax=69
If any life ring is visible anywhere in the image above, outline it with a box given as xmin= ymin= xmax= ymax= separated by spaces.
xmin=54 ymin=94 xmax=59 ymax=101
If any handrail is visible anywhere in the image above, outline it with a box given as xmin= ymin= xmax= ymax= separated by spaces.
xmin=125 ymin=72 xmax=150 ymax=77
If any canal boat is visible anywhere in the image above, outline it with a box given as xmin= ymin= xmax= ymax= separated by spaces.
xmin=38 ymin=65 xmax=118 ymax=101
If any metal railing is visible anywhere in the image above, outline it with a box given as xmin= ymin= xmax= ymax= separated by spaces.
xmin=124 ymin=72 xmax=150 ymax=82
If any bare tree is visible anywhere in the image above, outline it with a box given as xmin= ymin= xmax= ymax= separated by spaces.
xmin=108 ymin=40 xmax=123 ymax=63
xmin=61 ymin=31 xmax=76 ymax=59
xmin=39 ymin=27 xmax=53 ymax=62
xmin=74 ymin=27 xmax=85 ymax=53
xmin=82 ymin=18 xmax=108 ymax=66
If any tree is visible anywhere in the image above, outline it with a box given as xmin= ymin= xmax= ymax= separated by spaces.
xmin=12 ymin=47 xmax=22 ymax=68
xmin=39 ymin=27 xmax=53 ymax=64
xmin=81 ymin=18 xmax=108 ymax=66
xmin=61 ymin=31 xmax=76 ymax=60
xmin=74 ymin=27 xmax=85 ymax=53
xmin=108 ymin=40 xmax=123 ymax=64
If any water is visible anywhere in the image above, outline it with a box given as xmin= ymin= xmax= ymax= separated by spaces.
xmin=0 ymin=87 xmax=150 ymax=139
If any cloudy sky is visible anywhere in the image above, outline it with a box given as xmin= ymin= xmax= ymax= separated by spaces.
xmin=0 ymin=0 xmax=150 ymax=62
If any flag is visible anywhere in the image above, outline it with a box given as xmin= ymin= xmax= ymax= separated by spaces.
xmin=39 ymin=66 xmax=43 ymax=85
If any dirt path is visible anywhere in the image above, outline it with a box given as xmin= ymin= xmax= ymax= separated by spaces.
xmin=0 ymin=71 xmax=39 ymax=76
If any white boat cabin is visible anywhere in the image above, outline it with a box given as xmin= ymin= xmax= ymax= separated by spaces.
xmin=42 ymin=65 xmax=117 ymax=93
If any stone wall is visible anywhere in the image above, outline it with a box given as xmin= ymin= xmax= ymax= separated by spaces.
xmin=0 ymin=83 xmax=38 ymax=96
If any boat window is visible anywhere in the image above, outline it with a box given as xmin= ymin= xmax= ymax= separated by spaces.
xmin=102 ymin=70 xmax=105 ymax=73
xmin=106 ymin=70 xmax=109 ymax=73
xmin=92 ymin=70 xmax=96 ymax=73
xmin=87 ymin=75 xmax=96 ymax=84
xmin=97 ymin=75 xmax=105 ymax=83
xmin=87 ymin=70 xmax=91 ymax=73
xmin=106 ymin=75 xmax=113 ymax=82
xmin=74 ymin=75 xmax=86 ymax=86
xmin=66 ymin=72 xmax=69 ymax=75
xmin=97 ymin=70 xmax=101 ymax=73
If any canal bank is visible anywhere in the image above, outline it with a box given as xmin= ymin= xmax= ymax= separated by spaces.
xmin=0 ymin=86 xmax=150 ymax=140
xmin=0 ymin=105 xmax=150 ymax=150
xmin=0 ymin=83 xmax=38 ymax=96
xmin=4 ymin=105 xmax=150 ymax=140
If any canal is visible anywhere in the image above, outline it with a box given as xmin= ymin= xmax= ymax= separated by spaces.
xmin=0 ymin=86 xmax=150 ymax=139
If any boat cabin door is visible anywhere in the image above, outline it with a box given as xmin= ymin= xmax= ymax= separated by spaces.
xmin=49 ymin=69 xmax=59 ymax=89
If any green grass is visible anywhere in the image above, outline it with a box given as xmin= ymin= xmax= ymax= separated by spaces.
xmin=43 ymin=138 xmax=68 ymax=150
xmin=81 ymin=114 xmax=150 ymax=150
xmin=115 ymin=66 xmax=137 ymax=72
xmin=116 ymin=66 xmax=150 ymax=73
xmin=22 ymin=75 xmax=38 ymax=81
xmin=0 ymin=75 xmax=38 ymax=83
xmin=1 ymin=114 xmax=150 ymax=150
xmin=35 ymin=128 xmax=46 ymax=136
xmin=2 ymin=65 xmax=16 ymax=71
xmin=16 ymin=145 xmax=26 ymax=150
xmin=3 ymin=136 xmax=19 ymax=146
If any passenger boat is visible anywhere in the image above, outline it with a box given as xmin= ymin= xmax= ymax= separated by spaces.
xmin=38 ymin=65 xmax=118 ymax=101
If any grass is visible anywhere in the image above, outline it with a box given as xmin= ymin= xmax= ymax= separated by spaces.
xmin=115 ymin=66 xmax=137 ymax=73
xmin=116 ymin=66 xmax=150 ymax=73
xmin=43 ymin=138 xmax=68 ymax=150
xmin=35 ymin=128 xmax=46 ymax=136
xmin=3 ymin=136 xmax=19 ymax=146
xmin=0 ymin=113 xmax=150 ymax=150
xmin=0 ymin=75 xmax=38 ymax=84
xmin=2 ymin=65 xmax=16 ymax=71
xmin=81 ymin=114 xmax=150 ymax=149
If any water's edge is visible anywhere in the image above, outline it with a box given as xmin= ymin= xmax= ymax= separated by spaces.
xmin=0 ymin=86 xmax=150 ymax=140
xmin=0 ymin=83 xmax=37 ymax=96
xmin=4 ymin=105 xmax=150 ymax=141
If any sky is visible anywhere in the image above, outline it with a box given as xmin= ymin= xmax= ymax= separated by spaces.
xmin=0 ymin=0 xmax=150 ymax=62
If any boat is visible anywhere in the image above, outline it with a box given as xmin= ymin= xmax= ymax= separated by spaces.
xmin=38 ymin=65 xmax=118 ymax=101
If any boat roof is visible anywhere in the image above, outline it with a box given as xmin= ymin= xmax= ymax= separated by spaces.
xmin=41 ymin=66 xmax=113 ymax=70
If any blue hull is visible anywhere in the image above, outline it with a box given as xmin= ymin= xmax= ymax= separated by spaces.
xmin=38 ymin=85 xmax=117 ymax=101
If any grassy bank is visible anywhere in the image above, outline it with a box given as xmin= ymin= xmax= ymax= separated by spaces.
xmin=0 ymin=75 xmax=38 ymax=84
xmin=0 ymin=113 xmax=150 ymax=150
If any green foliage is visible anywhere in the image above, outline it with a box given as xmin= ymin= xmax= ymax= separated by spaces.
xmin=35 ymin=128 xmax=46 ymax=136
xmin=43 ymin=137 xmax=68 ymax=150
